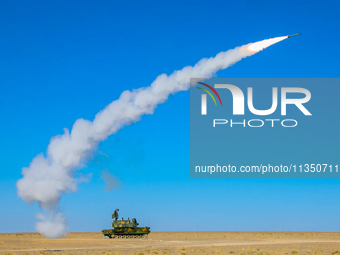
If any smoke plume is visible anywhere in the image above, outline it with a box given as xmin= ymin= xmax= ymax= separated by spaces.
xmin=35 ymin=212 xmax=67 ymax=239
xmin=16 ymin=36 xmax=287 ymax=238
xmin=102 ymin=170 xmax=122 ymax=192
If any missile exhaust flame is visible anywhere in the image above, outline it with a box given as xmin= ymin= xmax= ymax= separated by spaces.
xmin=246 ymin=36 xmax=288 ymax=52
xmin=16 ymin=35 xmax=292 ymax=238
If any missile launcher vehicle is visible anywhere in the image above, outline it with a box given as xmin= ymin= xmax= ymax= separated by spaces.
xmin=102 ymin=209 xmax=150 ymax=238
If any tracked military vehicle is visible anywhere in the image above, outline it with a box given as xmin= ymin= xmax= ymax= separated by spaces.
xmin=102 ymin=209 xmax=150 ymax=238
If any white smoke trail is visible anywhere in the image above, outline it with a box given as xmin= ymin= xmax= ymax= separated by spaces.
xmin=16 ymin=36 xmax=287 ymax=238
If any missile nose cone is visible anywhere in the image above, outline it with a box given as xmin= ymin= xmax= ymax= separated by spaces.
xmin=288 ymin=32 xmax=302 ymax=38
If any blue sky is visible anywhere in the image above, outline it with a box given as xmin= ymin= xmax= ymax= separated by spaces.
xmin=1 ymin=0 xmax=340 ymax=232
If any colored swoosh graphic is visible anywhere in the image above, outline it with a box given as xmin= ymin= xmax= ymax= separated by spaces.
xmin=198 ymin=82 xmax=223 ymax=106
xmin=197 ymin=87 xmax=217 ymax=106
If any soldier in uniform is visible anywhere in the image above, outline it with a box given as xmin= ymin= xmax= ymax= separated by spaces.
xmin=112 ymin=209 xmax=119 ymax=220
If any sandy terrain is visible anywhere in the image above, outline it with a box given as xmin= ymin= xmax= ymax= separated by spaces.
xmin=0 ymin=231 xmax=340 ymax=255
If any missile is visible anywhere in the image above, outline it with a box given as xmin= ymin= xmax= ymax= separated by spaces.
xmin=288 ymin=33 xmax=302 ymax=38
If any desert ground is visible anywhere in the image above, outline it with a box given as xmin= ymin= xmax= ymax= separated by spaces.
xmin=0 ymin=231 xmax=340 ymax=255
